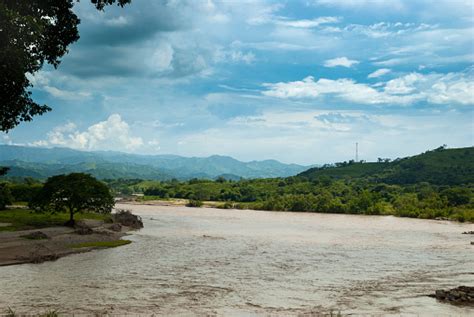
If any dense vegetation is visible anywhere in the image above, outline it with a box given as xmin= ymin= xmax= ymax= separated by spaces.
xmin=300 ymin=146 xmax=474 ymax=185
xmin=124 ymin=147 xmax=474 ymax=222
xmin=1 ymin=147 xmax=473 ymax=222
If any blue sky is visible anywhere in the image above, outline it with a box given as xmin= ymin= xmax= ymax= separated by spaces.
xmin=2 ymin=0 xmax=473 ymax=164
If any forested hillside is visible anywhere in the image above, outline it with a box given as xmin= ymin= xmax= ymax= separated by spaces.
xmin=299 ymin=146 xmax=474 ymax=185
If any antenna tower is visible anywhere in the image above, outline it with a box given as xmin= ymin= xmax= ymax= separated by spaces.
xmin=356 ymin=142 xmax=359 ymax=162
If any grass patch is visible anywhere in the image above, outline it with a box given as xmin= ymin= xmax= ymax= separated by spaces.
xmin=0 ymin=209 xmax=112 ymax=232
xmin=137 ymin=195 xmax=170 ymax=201
xmin=70 ymin=239 xmax=131 ymax=249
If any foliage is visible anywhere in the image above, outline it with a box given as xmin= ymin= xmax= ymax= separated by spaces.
xmin=0 ymin=183 xmax=13 ymax=210
xmin=186 ymin=200 xmax=203 ymax=208
xmin=135 ymin=175 xmax=473 ymax=221
xmin=0 ymin=0 xmax=130 ymax=131
xmin=0 ymin=167 xmax=9 ymax=176
xmin=69 ymin=239 xmax=131 ymax=249
xmin=30 ymin=173 xmax=114 ymax=226
xmin=9 ymin=182 xmax=43 ymax=203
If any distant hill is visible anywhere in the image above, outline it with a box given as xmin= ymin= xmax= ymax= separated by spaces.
xmin=298 ymin=146 xmax=474 ymax=185
xmin=0 ymin=145 xmax=312 ymax=180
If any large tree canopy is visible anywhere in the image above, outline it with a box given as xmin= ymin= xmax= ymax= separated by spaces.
xmin=0 ymin=0 xmax=130 ymax=132
xmin=30 ymin=172 xmax=114 ymax=226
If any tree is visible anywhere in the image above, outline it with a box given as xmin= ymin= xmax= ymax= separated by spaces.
xmin=441 ymin=187 xmax=471 ymax=206
xmin=0 ymin=0 xmax=130 ymax=132
xmin=0 ymin=167 xmax=9 ymax=176
xmin=30 ymin=173 xmax=114 ymax=226
xmin=0 ymin=183 xmax=13 ymax=210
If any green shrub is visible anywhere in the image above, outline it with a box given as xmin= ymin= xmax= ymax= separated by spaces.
xmin=0 ymin=183 xmax=13 ymax=210
xmin=186 ymin=200 xmax=203 ymax=207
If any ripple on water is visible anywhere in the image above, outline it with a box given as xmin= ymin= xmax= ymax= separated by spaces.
xmin=0 ymin=204 xmax=473 ymax=315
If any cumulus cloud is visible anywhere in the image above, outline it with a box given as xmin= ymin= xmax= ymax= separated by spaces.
xmin=324 ymin=57 xmax=359 ymax=68
xmin=368 ymin=68 xmax=391 ymax=78
xmin=263 ymin=76 xmax=417 ymax=104
xmin=262 ymin=71 xmax=474 ymax=105
xmin=36 ymin=114 xmax=144 ymax=151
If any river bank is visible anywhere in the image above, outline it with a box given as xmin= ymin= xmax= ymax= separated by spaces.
xmin=121 ymin=197 xmax=473 ymax=223
xmin=0 ymin=210 xmax=141 ymax=266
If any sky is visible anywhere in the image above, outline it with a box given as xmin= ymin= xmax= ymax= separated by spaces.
xmin=2 ymin=0 xmax=474 ymax=165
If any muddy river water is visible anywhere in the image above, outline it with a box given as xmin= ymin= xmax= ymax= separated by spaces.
xmin=1 ymin=204 xmax=473 ymax=315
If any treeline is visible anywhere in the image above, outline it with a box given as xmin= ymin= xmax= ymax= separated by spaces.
xmin=137 ymin=177 xmax=473 ymax=222
xmin=0 ymin=179 xmax=43 ymax=209
xmin=2 ymin=175 xmax=473 ymax=221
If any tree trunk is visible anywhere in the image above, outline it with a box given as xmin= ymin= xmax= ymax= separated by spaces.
xmin=64 ymin=208 xmax=75 ymax=227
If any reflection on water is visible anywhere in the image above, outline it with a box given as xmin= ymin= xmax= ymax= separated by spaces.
xmin=1 ymin=204 xmax=473 ymax=315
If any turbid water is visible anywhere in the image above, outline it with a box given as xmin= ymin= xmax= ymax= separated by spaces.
xmin=1 ymin=204 xmax=473 ymax=315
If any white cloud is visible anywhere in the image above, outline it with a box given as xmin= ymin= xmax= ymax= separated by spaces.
xmin=427 ymin=73 xmax=474 ymax=105
xmin=368 ymin=68 xmax=391 ymax=78
xmin=324 ymin=57 xmax=359 ymax=68
xmin=274 ymin=16 xmax=341 ymax=28
xmin=344 ymin=22 xmax=435 ymax=38
xmin=43 ymin=86 xmax=92 ymax=100
xmin=215 ymin=49 xmax=256 ymax=64
xmin=29 ymin=140 xmax=49 ymax=147
xmin=151 ymin=43 xmax=174 ymax=72
xmin=263 ymin=76 xmax=418 ymax=104
xmin=36 ymin=114 xmax=144 ymax=151
xmin=27 ymin=71 xmax=92 ymax=100
xmin=384 ymin=73 xmax=425 ymax=94
xmin=312 ymin=0 xmax=406 ymax=11
xmin=104 ymin=16 xmax=129 ymax=27
xmin=262 ymin=71 xmax=474 ymax=106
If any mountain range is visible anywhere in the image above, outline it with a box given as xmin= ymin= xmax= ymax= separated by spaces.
xmin=0 ymin=145 xmax=313 ymax=180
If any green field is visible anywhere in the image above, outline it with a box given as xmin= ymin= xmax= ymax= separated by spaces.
xmin=69 ymin=240 xmax=131 ymax=249
xmin=0 ymin=209 xmax=112 ymax=232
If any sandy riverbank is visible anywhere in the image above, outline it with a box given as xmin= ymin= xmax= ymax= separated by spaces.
xmin=120 ymin=198 xmax=225 ymax=208
xmin=0 ymin=219 xmax=132 ymax=266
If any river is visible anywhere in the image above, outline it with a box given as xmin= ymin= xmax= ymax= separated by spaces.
xmin=0 ymin=204 xmax=473 ymax=315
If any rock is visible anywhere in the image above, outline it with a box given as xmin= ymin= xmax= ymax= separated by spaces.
xmin=462 ymin=231 xmax=474 ymax=234
xmin=20 ymin=231 xmax=49 ymax=240
xmin=108 ymin=223 xmax=122 ymax=232
xmin=432 ymin=286 xmax=474 ymax=305
xmin=74 ymin=226 xmax=94 ymax=235
xmin=112 ymin=209 xmax=143 ymax=229
xmin=74 ymin=221 xmax=94 ymax=235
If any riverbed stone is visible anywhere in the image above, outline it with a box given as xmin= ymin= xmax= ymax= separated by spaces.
xmin=113 ymin=210 xmax=143 ymax=229
xmin=20 ymin=231 xmax=49 ymax=240
xmin=432 ymin=286 xmax=474 ymax=305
